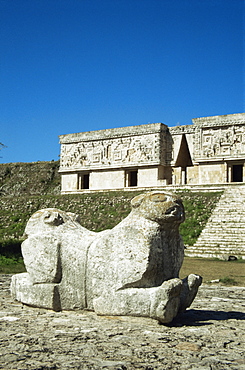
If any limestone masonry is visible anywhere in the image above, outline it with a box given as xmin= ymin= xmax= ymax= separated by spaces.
xmin=187 ymin=185 xmax=245 ymax=260
xmin=11 ymin=191 xmax=202 ymax=323
xmin=59 ymin=113 xmax=245 ymax=192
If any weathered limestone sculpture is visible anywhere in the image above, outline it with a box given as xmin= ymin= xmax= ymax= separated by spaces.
xmin=11 ymin=191 xmax=202 ymax=323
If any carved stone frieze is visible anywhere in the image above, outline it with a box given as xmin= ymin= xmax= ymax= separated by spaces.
xmin=60 ymin=133 xmax=163 ymax=170
xmin=194 ymin=125 xmax=245 ymax=160
xmin=59 ymin=113 xmax=245 ymax=188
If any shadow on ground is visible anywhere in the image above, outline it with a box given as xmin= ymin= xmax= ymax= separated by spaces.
xmin=166 ymin=309 xmax=245 ymax=327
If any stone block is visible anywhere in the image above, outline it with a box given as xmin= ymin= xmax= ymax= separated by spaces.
xmin=11 ymin=273 xmax=61 ymax=311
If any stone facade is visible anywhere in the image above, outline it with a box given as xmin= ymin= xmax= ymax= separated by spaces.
xmin=59 ymin=113 xmax=245 ymax=192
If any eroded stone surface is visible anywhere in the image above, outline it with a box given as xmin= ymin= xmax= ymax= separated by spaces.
xmin=1 ymin=275 xmax=245 ymax=370
xmin=11 ymin=191 xmax=202 ymax=323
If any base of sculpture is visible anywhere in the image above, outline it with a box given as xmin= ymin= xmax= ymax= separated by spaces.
xmin=11 ymin=191 xmax=202 ymax=323
xmin=11 ymin=273 xmax=202 ymax=323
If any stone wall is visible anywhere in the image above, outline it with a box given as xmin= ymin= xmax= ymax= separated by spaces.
xmin=59 ymin=123 xmax=171 ymax=171
xmin=193 ymin=114 xmax=245 ymax=162
xmin=59 ymin=113 xmax=245 ymax=192
xmin=59 ymin=123 xmax=173 ymax=192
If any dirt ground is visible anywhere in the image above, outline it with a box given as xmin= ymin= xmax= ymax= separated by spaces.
xmin=0 ymin=274 xmax=245 ymax=370
xmin=180 ymin=257 xmax=245 ymax=286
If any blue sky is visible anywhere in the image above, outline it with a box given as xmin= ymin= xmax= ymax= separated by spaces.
xmin=0 ymin=0 xmax=244 ymax=163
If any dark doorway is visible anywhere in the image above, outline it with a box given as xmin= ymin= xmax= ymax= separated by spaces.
xmin=78 ymin=173 xmax=90 ymax=189
xmin=181 ymin=167 xmax=187 ymax=185
xmin=83 ymin=174 xmax=90 ymax=189
xmin=175 ymin=134 xmax=193 ymax=167
xmin=174 ymin=134 xmax=193 ymax=185
xmin=129 ymin=170 xmax=138 ymax=187
xmin=232 ymin=165 xmax=243 ymax=182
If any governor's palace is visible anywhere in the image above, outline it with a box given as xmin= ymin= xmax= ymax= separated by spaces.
xmin=59 ymin=113 xmax=245 ymax=193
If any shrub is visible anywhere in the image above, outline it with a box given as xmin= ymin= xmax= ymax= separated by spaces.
xmin=219 ymin=276 xmax=238 ymax=285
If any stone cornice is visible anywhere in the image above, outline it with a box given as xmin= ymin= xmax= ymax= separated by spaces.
xmin=192 ymin=113 xmax=245 ymax=128
xmin=59 ymin=123 xmax=168 ymax=144
xmin=169 ymin=125 xmax=195 ymax=134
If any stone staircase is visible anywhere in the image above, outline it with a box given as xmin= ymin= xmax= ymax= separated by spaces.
xmin=185 ymin=185 xmax=245 ymax=260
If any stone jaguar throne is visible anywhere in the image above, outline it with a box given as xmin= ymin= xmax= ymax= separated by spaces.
xmin=11 ymin=191 xmax=202 ymax=323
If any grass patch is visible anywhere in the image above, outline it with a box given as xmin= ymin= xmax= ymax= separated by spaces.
xmin=180 ymin=257 xmax=245 ymax=286
xmin=0 ymin=239 xmax=22 ymax=256
xmin=0 ymin=190 xmax=222 ymax=247
xmin=219 ymin=276 xmax=238 ymax=285
xmin=0 ymin=255 xmax=25 ymax=274
xmin=177 ymin=191 xmax=222 ymax=246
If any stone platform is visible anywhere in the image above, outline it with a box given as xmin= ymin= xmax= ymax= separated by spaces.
xmin=1 ymin=275 xmax=245 ymax=370
xmin=187 ymin=185 xmax=245 ymax=259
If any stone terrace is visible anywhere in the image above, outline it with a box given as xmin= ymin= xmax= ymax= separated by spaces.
xmin=186 ymin=185 xmax=245 ymax=259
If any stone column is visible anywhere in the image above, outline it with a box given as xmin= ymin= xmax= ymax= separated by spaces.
xmin=224 ymin=162 xmax=228 ymax=183
xmin=227 ymin=165 xmax=232 ymax=183
xmin=243 ymin=163 xmax=245 ymax=182
xmin=172 ymin=173 xmax=176 ymax=185
xmin=181 ymin=167 xmax=186 ymax=185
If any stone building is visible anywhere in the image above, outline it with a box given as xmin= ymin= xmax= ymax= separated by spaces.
xmin=59 ymin=113 xmax=245 ymax=193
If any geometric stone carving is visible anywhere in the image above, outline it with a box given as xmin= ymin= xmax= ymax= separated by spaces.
xmin=199 ymin=125 xmax=245 ymax=159
xmin=192 ymin=115 xmax=245 ymax=161
xmin=11 ymin=191 xmax=202 ymax=323
xmin=60 ymin=135 xmax=160 ymax=169
xmin=59 ymin=124 xmax=172 ymax=171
